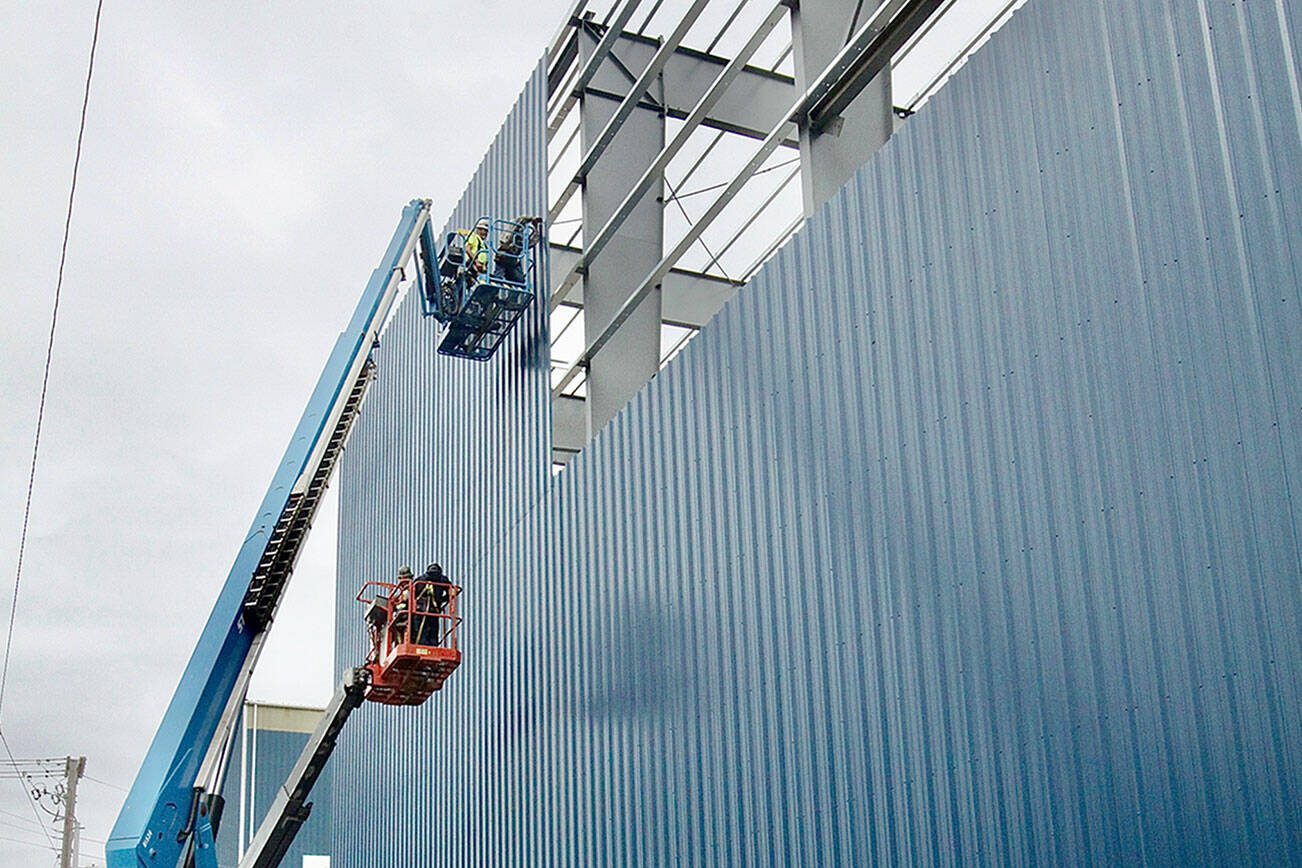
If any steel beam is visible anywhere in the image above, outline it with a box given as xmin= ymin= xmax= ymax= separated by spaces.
xmin=793 ymin=0 xmax=894 ymax=215
xmin=577 ymin=25 xmax=666 ymax=438
xmin=549 ymin=1 xmax=792 ymax=309
xmin=549 ymin=0 xmax=647 ymax=135
xmin=552 ymin=394 xmax=587 ymax=462
xmin=575 ymin=35 xmax=797 ymax=141
xmin=554 ymin=121 xmax=788 ymax=400
xmin=573 ymin=2 xmax=647 ymax=94
xmin=577 ymin=84 xmax=800 ymax=145
xmin=805 ymin=0 xmax=950 ymax=133
xmin=552 ymin=0 xmax=948 ymax=401
xmin=550 ymin=243 xmax=742 ymax=327
xmin=548 ymin=17 xmax=581 ymax=93
xmin=550 ymin=0 xmax=714 ymax=224
xmin=549 ymin=27 xmax=798 ymax=143
xmin=547 ymin=0 xmax=591 ymax=69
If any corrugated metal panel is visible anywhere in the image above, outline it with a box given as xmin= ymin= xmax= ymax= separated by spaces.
xmin=331 ymin=57 xmax=551 ymax=868
xmin=334 ymin=0 xmax=1302 ymax=863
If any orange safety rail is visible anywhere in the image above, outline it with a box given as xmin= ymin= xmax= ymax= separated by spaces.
xmin=356 ymin=578 xmax=462 ymax=705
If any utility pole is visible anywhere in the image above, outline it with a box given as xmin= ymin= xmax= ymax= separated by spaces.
xmin=60 ymin=756 xmax=85 ymax=868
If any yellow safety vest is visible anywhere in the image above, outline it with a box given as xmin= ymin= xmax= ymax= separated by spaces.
xmin=464 ymin=231 xmax=489 ymax=271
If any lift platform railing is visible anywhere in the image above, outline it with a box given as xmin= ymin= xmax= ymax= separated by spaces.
xmin=357 ymin=580 xmax=463 ymax=660
xmin=422 ymin=219 xmax=538 ymax=314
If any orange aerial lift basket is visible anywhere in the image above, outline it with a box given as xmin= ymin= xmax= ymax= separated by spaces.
xmin=356 ymin=578 xmax=462 ymax=705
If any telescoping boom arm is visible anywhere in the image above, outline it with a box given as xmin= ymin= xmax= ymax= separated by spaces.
xmin=107 ymin=200 xmax=434 ymax=868
xmin=236 ymin=670 xmax=367 ymax=868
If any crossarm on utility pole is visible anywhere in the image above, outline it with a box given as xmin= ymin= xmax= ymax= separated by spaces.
xmin=237 ymin=669 xmax=369 ymax=868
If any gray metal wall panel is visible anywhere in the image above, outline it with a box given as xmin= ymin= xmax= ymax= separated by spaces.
xmin=332 ymin=58 xmax=551 ymax=867
xmin=335 ymin=0 xmax=1302 ymax=863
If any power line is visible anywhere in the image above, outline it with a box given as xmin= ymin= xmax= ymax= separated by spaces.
xmin=0 ymin=0 xmax=105 ymax=719
xmin=0 ymin=730 xmax=55 ymax=850
xmin=0 ymin=832 xmax=58 ymax=853
xmin=0 ymin=816 xmax=52 ymax=835
xmin=0 ymin=756 xmax=67 ymax=778
xmin=81 ymin=773 xmax=127 ymax=793
xmin=0 ymin=805 xmax=50 ymax=826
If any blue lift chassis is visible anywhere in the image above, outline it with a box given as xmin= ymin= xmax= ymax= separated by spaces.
xmin=106 ymin=200 xmax=433 ymax=868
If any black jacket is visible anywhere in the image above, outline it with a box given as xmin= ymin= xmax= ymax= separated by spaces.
xmin=418 ymin=568 xmax=451 ymax=608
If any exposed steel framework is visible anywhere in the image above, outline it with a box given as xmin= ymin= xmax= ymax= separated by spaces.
xmin=543 ymin=0 xmax=1033 ymax=465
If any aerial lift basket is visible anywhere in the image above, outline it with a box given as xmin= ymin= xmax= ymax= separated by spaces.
xmin=357 ymin=578 xmax=462 ymax=705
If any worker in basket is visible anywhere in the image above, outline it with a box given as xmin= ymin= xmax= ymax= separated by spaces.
xmin=492 ymin=215 xmax=543 ymax=286
xmin=389 ymin=564 xmax=414 ymax=646
xmin=445 ymin=220 xmax=492 ymax=320
xmin=464 ymin=219 xmax=491 ymax=278
xmin=413 ymin=562 xmax=451 ymax=645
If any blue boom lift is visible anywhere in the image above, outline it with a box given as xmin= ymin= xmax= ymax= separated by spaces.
xmin=106 ymin=200 xmax=536 ymax=868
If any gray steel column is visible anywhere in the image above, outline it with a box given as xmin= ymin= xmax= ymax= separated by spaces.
xmin=792 ymin=0 xmax=895 ymax=216
xmin=578 ymin=34 xmax=665 ymax=439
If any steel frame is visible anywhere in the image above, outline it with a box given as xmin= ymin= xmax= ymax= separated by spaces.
xmin=545 ymin=0 xmax=1031 ymax=460
xmin=549 ymin=0 xmax=792 ymax=309
xmin=549 ymin=0 xmax=715 ymax=225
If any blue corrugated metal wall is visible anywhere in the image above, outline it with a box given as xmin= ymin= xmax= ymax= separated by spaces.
xmin=334 ymin=0 xmax=1302 ymax=863
xmin=332 ymin=58 xmax=551 ymax=867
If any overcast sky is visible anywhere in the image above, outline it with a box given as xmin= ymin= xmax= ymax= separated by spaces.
xmin=0 ymin=1 xmax=1029 ymax=863
xmin=1 ymin=3 xmax=571 ymax=863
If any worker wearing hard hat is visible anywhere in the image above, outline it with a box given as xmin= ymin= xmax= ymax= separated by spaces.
xmin=413 ymin=563 xmax=448 ymax=645
xmin=390 ymin=565 xmax=414 ymax=646
xmin=492 ymin=215 xmax=543 ymax=286
xmin=464 ymin=220 xmax=491 ymax=275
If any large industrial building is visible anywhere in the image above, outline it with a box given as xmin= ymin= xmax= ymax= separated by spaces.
xmin=324 ymin=0 xmax=1301 ymax=864
xmin=215 ymin=702 xmax=332 ymax=867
